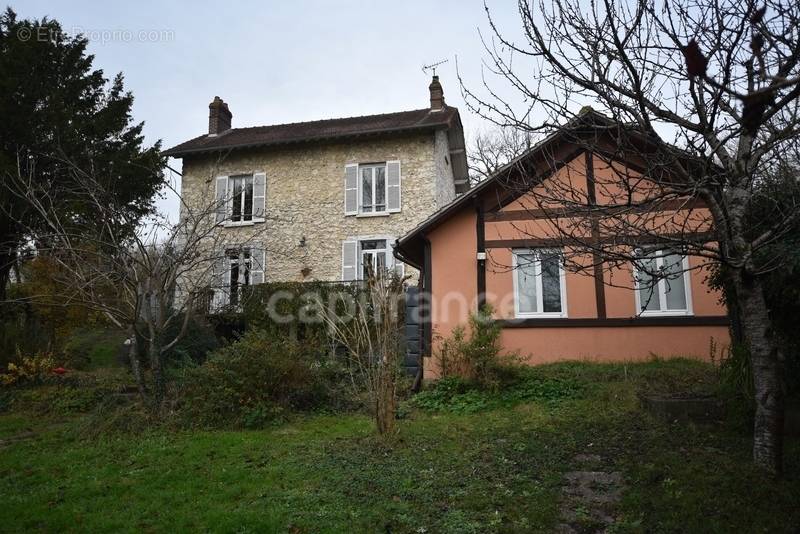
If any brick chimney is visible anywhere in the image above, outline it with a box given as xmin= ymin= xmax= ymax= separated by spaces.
xmin=208 ymin=96 xmax=232 ymax=136
xmin=429 ymin=75 xmax=445 ymax=111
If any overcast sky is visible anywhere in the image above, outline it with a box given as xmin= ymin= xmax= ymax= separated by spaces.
xmin=16 ymin=1 xmax=539 ymax=219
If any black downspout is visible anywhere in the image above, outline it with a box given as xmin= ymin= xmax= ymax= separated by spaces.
xmin=409 ymin=236 xmax=432 ymax=392
xmin=393 ymin=238 xmax=427 ymax=391
xmin=475 ymin=200 xmax=486 ymax=310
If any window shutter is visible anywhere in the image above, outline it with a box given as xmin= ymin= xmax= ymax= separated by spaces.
xmin=253 ymin=172 xmax=266 ymax=220
xmin=211 ymin=255 xmax=227 ymax=311
xmin=215 ymin=176 xmax=228 ymax=223
xmin=342 ymin=240 xmax=358 ymax=281
xmin=344 ymin=164 xmax=358 ymax=215
xmin=387 ymin=161 xmax=401 ymax=213
xmin=223 ymin=256 xmax=231 ymax=287
xmin=389 ymin=238 xmax=404 ymax=278
xmin=250 ymin=246 xmax=265 ymax=285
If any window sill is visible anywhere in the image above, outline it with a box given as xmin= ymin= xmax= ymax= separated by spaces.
xmin=638 ymin=310 xmax=693 ymax=317
xmin=356 ymin=212 xmax=391 ymax=218
xmin=223 ymin=219 xmax=264 ymax=228
xmin=514 ymin=312 xmax=568 ymax=319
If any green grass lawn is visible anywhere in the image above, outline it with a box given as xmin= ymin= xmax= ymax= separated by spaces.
xmin=1 ymin=359 xmax=798 ymax=533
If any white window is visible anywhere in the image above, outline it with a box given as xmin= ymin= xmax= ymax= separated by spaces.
xmin=360 ymin=239 xmax=388 ymax=279
xmin=513 ymin=249 xmax=567 ymax=318
xmin=344 ymin=162 xmax=400 ymax=216
xmin=634 ymin=250 xmax=692 ymax=315
xmin=215 ymin=172 xmax=266 ymax=225
xmin=229 ymin=174 xmax=254 ymax=223
xmin=227 ymin=248 xmax=251 ymax=306
xmin=360 ymin=163 xmax=387 ymax=214
xmin=211 ymin=245 xmax=264 ymax=311
xmin=341 ymin=237 xmax=403 ymax=281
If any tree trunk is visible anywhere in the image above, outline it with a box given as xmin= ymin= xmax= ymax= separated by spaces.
xmin=127 ymin=333 xmax=148 ymax=402
xmin=0 ymin=248 xmax=15 ymax=301
xmin=733 ymin=271 xmax=784 ymax=474
xmin=148 ymin=338 xmax=166 ymax=410
xmin=375 ymin=365 xmax=397 ymax=435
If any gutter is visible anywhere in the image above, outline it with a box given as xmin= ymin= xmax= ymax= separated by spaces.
xmin=393 ymin=238 xmax=422 ymax=270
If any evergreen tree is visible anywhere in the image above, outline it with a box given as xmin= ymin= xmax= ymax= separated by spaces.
xmin=0 ymin=8 xmax=165 ymax=298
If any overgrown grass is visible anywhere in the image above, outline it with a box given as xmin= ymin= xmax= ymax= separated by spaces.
xmin=0 ymin=358 xmax=798 ymax=533
xmin=63 ymin=327 xmax=127 ymax=369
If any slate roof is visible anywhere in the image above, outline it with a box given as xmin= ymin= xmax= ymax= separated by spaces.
xmin=164 ymin=106 xmax=461 ymax=157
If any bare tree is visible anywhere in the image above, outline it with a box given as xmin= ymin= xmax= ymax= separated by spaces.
xmin=462 ymin=0 xmax=800 ymax=473
xmin=469 ymin=126 xmax=537 ymax=184
xmin=5 ymin=153 xmax=277 ymax=409
xmin=315 ymin=271 xmax=407 ymax=435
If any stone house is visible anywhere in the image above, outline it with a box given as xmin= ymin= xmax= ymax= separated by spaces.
xmin=164 ymin=77 xmax=468 ymax=308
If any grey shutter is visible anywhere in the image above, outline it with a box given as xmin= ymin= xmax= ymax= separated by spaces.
xmin=387 ymin=161 xmax=401 ymax=213
xmin=342 ymin=240 xmax=358 ymax=281
xmin=250 ymin=246 xmax=264 ymax=285
xmin=211 ymin=255 xmax=227 ymax=311
xmin=389 ymin=238 xmax=404 ymax=278
xmin=344 ymin=164 xmax=358 ymax=215
xmin=253 ymin=172 xmax=266 ymax=220
xmin=212 ymin=256 xmax=225 ymax=288
xmin=215 ymin=176 xmax=228 ymax=223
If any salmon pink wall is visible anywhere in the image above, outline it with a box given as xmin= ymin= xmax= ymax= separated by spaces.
xmin=501 ymin=325 xmax=730 ymax=365
xmin=422 ymin=151 xmax=730 ymax=379
xmin=428 ymin=208 xmax=476 ymax=343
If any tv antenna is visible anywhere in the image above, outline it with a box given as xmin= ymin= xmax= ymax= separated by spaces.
xmin=422 ymin=59 xmax=449 ymax=77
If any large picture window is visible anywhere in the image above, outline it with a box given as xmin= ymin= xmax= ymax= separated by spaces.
xmin=513 ymin=249 xmax=567 ymax=318
xmin=634 ymin=250 xmax=692 ymax=315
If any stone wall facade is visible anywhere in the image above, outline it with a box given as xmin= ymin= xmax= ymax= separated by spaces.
xmin=180 ymin=130 xmax=456 ymax=285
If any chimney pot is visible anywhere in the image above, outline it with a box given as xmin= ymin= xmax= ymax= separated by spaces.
xmin=429 ymin=75 xmax=445 ymax=111
xmin=208 ymin=96 xmax=232 ymax=136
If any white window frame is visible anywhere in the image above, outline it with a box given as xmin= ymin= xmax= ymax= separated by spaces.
xmin=219 ymin=172 xmax=266 ymax=227
xmin=633 ymin=250 xmax=694 ymax=317
xmin=512 ymin=249 xmax=568 ymax=318
xmin=342 ymin=235 xmax=403 ymax=281
xmin=226 ymin=174 xmax=254 ymax=225
xmin=358 ymin=163 xmax=388 ymax=215
xmin=360 ymin=238 xmax=388 ymax=279
xmin=225 ymin=247 xmax=252 ymax=307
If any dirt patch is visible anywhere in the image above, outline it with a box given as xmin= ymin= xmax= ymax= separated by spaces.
xmin=557 ymin=454 xmax=624 ymax=533
xmin=640 ymin=393 xmax=724 ymax=423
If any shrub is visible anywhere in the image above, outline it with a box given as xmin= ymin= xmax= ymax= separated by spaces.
xmin=163 ymin=314 xmax=221 ymax=365
xmin=435 ymin=305 xmax=516 ymax=389
xmin=3 ymin=368 xmax=135 ymax=415
xmin=413 ymin=369 xmax=582 ymax=414
xmin=714 ymin=341 xmax=755 ymax=403
xmin=1 ymin=350 xmax=57 ymax=386
xmin=179 ymin=329 xmax=352 ymax=428
xmin=241 ymin=281 xmax=367 ymax=346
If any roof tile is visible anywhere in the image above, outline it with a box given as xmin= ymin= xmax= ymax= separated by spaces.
xmin=164 ymin=107 xmax=459 ymax=157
